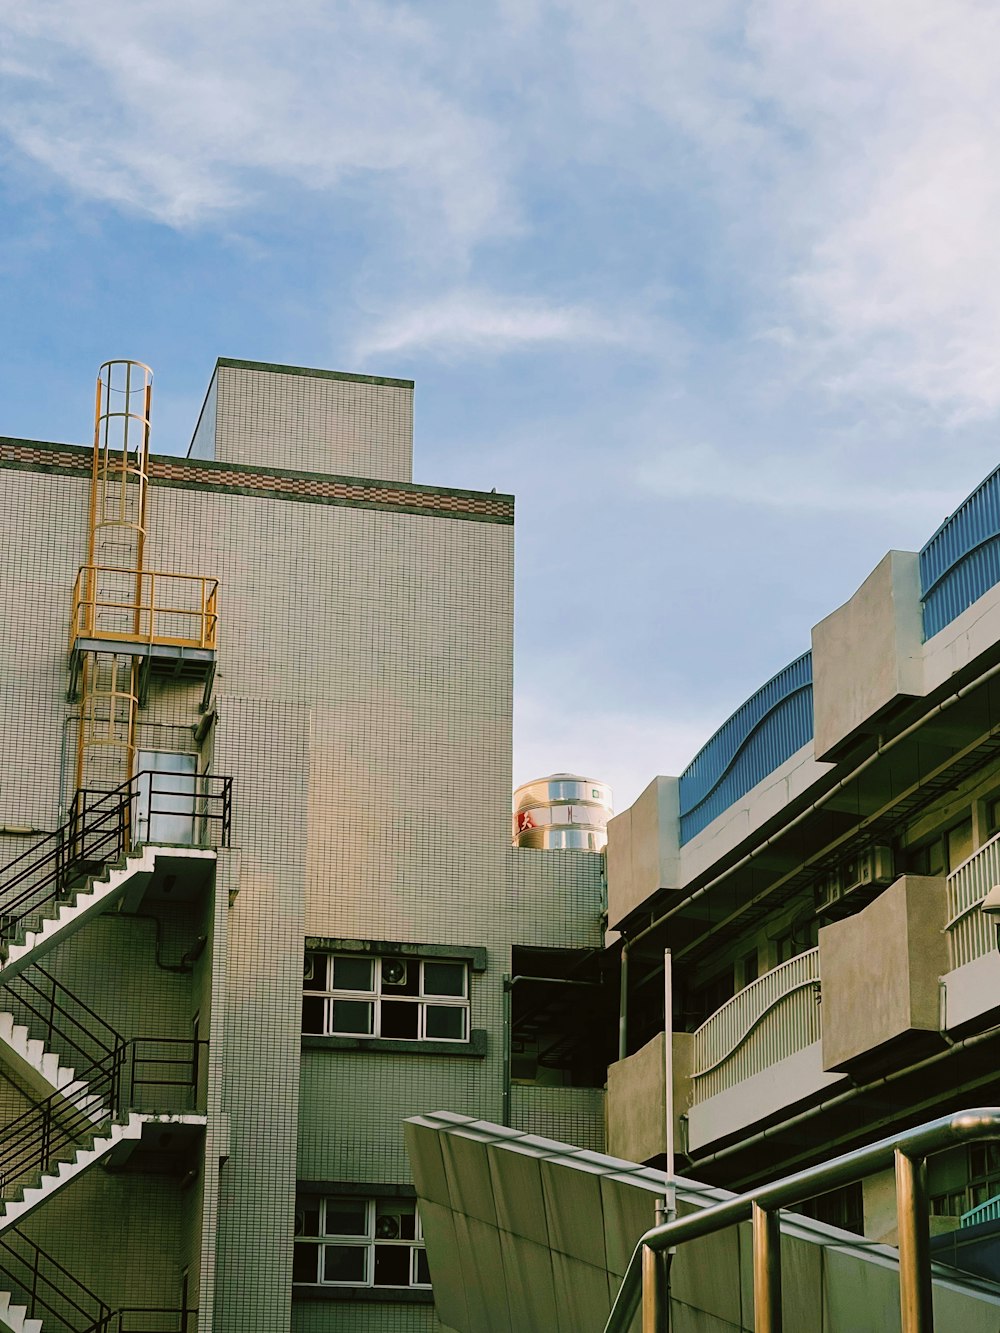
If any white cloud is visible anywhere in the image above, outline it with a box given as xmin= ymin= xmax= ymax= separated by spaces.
xmin=550 ymin=0 xmax=1000 ymax=418
xmin=6 ymin=0 xmax=1000 ymax=420
xmin=352 ymin=289 xmax=637 ymax=360
xmin=0 ymin=0 xmax=512 ymax=251
xmin=634 ymin=440 xmax=952 ymax=516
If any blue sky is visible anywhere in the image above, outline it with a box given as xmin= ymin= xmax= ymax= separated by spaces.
xmin=3 ymin=0 xmax=1000 ymax=810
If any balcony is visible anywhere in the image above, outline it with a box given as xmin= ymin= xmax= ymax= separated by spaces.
xmin=943 ymin=835 xmax=1000 ymax=1030
xmin=69 ymin=564 xmax=219 ymax=704
xmin=685 ymin=948 xmax=844 ymax=1150
xmin=691 ymin=949 xmax=822 ymax=1102
xmin=946 ymin=833 xmax=1000 ymax=970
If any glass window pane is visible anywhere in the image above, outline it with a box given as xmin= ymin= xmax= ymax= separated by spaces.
xmin=324 ymin=1199 xmax=368 ymax=1237
xmin=296 ymin=1202 xmax=321 ymax=1236
xmin=322 ymin=1245 xmax=367 ymax=1284
xmin=381 ymin=1001 xmax=419 ymax=1039
xmin=376 ymin=1201 xmax=415 ymax=1240
xmin=425 ymin=1006 xmax=466 ymax=1040
xmin=303 ymin=953 xmax=325 ymax=991
xmin=302 ymin=997 xmax=325 ymax=1035
xmin=292 ymin=1243 xmax=320 ymax=1283
xmin=948 ymin=819 xmax=973 ymax=870
xmin=423 ymin=961 xmax=466 ymax=997
xmin=380 ymin=958 xmax=418 ymax=994
xmin=331 ymin=1000 xmax=373 ymax=1035
xmin=333 ymin=956 xmax=374 ymax=992
xmin=414 ymin=1248 xmax=431 ymax=1285
xmin=373 ymin=1245 xmax=411 ymax=1287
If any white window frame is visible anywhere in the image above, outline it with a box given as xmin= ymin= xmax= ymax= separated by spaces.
xmin=293 ymin=1196 xmax=430 ymax=1289
xmin=303 ymin=953 xmax=470 ymax=1043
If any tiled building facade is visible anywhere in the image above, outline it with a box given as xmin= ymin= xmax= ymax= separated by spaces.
xmin=0 ymin=359 xmax=605 ymax=1332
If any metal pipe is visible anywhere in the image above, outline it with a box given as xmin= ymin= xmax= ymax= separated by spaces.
xmin=895 ymin=1150 xmax=933 ymax=1333
xmin=752 ymin=1202 xmax=782 ymax=1333
xmin=501 ymin=972 xmax=511 ymax=1126
xmin=642 ymin=1200 xmax=669 ymax=1333
xmin=618 ymin=655 xmax=1000 ymax=953
xmin=604 ymin=1107 xmax=1000 ymax=1333
xmin=619 ymin=940 xmax=629 ymax=1061
xmin=663 ymin=950 xmax=676 ymax=1220
xmin=641 ymin=1243 xmax=665 ymax=1333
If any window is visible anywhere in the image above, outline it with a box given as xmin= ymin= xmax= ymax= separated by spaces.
xmin=303 ymin=953 xmax=469 ymax=1042
xmin=931 ymin=1144 xmax=1000 ymax=1218
xmin=294 ymin=1196 xmax=430 ymax=1289
xmin=738 ymin=948 xmax=759 ymax=988
xmin=799 ymin=1183 xmax=863 ymax=1235
xmin=907 ymin=816 xmax=973 ymax=877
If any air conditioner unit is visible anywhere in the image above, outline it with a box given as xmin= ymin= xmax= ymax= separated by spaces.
xmin=375 ymin=1215 xmax=401 ymax=1239
xmin=843 ymin=846 xmax=894 ymax=896
xmin=382 ymin=960 xmax=408 ymax=987
xmin=814 ymin=870 xmax=843 ymax=913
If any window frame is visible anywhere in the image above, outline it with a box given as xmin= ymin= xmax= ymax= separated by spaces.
xmin=303 ymin=951 xmax=471 ymax=1045
xmin=294 ymin=1194 xmax=431 ymax=1291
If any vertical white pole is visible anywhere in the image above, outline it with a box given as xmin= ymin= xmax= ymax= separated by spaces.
xmin=664 ymin=949 xmax=676 ymax=1217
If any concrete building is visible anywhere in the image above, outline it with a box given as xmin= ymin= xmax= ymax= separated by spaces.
xmin=598 ymin=466 xmax=1000 ymax=1288
xmin=0 ymin=357 xmax=606 ymax=1332
xmin=406 ymin=466 xmax=1000 ymax=1331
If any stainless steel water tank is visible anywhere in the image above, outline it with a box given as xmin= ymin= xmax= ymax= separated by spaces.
xmin=512 ymin=773 xmax=613 ymax=851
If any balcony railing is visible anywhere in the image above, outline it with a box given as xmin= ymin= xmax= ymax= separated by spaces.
xmin=69 ymin=565 xmax=218 ymax=652
xmin=945 ymin=833 xmax=1000 ymax=969
xmin=691 ymin=948 xmax=821 ymax=1103
xmin=961 ymin=1191 xmax=1000 ymax=1228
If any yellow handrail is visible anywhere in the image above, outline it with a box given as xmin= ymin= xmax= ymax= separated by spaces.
xmin=70 ymin=564 xmax=219 ymax=652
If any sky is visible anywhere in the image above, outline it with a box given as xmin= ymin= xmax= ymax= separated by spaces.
xmin=2 ymin=0 xmax=1000 ymax=812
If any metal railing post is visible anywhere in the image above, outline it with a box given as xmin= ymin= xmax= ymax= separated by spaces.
xmin=895 ymin=1148 xmax=933 ymax=1333
xmin=752 ymin=1202 xmax=782 ymax=1333
xmin=641 ymin=1245 xmax=667 ymax=1332
xmin=641 ymin=1198 xmax=670 ymax=1332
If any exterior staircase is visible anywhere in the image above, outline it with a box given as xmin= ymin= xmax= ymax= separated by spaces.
xmin=0 ymin=1113 xmax=144 ymax=1235
xmin=0 ymin=1293 xmax=41 ymax=1333
xmin=0 ymin=851 xmax=153 ymax=984
xmin=0 ymin=772 xmax=228 ymax=1332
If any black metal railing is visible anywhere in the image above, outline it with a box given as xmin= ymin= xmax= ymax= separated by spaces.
xmin=0 ymin=1227 xmax=111 ymax=1332
xmin=2 ymin=963 xmax=122 ymax=1077
xmin=0 ymin=772 xmax=231 ymax=949
xmin=0 ymin=1037 xmax=206 ymax=1201
xmin=0 ymin=1230 xmax=194 ymax=1333
xmin=106 ymin=1309 xmax=195 ymax=1333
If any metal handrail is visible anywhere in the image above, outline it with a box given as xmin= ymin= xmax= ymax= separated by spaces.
xmin=605 ymin=1107 xmax=1000 ymax=1333
xmin=0 ymin=771 xmax=232 ymax=947
xmin=2 ymin=962 xmax=123 ymax=1073
xmin=691 ymin=949 xmax=820 ymax=1078
xmin=69 ymin=564 xmax=219 ymax=652
xmin=0 ymin=1226 xmax=112 ymax=1332
xmin=0 ymin=1233 xmax=194 ymax=1333
xmin=0 ymin=1036 xmax=206 ymax=1200
xmin=946 ymin=833 xmax=1000 ymax=968
xmin=960 ymin=1191 xmax=1000 ymax=1228
xmin=108 ymin=1309 xmax=195 ymax=1333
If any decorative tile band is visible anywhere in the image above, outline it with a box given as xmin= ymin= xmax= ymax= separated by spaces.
xmin=0 ymin=439 xmax=513 ymax=525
